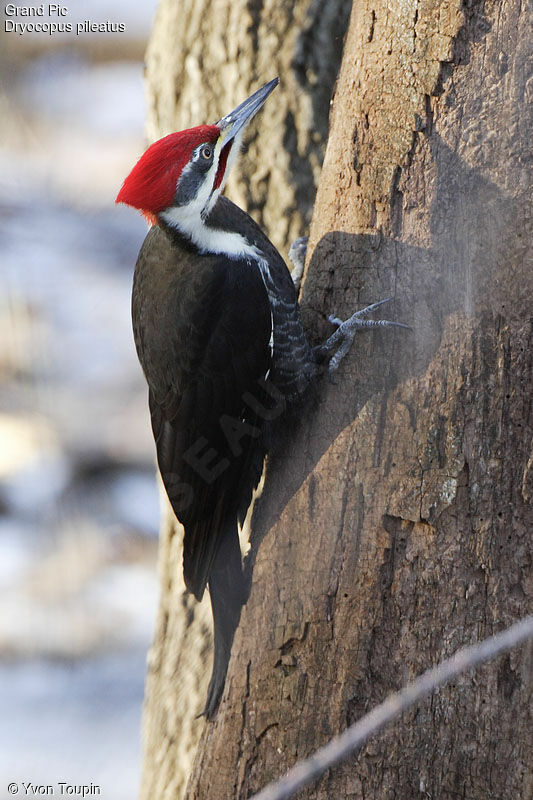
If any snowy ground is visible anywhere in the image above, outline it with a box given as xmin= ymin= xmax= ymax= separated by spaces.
xmin=0 ymin=3 xmax=161 ymax=796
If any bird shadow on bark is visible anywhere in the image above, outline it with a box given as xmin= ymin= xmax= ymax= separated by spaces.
xmin=244 ymin=133 xmax=523 ymax=580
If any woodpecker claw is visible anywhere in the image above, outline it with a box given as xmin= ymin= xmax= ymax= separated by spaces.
xmin=314 ymin=297 xmax=410 ymax=377
xmin=328 ymin=314 xmax=343 ymax=328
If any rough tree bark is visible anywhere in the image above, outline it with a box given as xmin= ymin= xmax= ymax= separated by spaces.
xmin=143 ymin=0 xmax=352 ymax=254
xmin=185 ymin=0 xmax=533 ymax=798
xmin=139 ymin=3 xmax=352 ymax=797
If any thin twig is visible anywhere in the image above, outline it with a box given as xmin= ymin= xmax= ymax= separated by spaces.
xmin=249 ymin=616 xmax=533 ymax=800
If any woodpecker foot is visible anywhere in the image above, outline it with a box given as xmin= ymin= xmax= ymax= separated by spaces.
xmin=314 ymin=298 xmax=410 ymax=382
xmin=288 ymin=236 xmax=308 ymax=292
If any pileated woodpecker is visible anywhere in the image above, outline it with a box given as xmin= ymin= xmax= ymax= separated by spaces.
xmin=117 ymin=78 xmax=407 ymax=718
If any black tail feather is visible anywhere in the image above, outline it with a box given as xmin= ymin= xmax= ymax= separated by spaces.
xmin=203 ymin=518 xmax=247 ymax=719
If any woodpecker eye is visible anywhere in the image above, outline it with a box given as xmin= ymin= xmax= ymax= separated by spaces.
xmin=200 ymin=145 xmax=212 ymax=160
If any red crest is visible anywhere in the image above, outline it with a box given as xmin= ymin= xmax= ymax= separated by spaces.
xmin=116 ymin=125 xmax=220 ymax=217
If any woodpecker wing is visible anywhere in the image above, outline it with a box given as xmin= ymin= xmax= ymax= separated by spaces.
xmin=132 ymin=224 xmax=272 ymax=600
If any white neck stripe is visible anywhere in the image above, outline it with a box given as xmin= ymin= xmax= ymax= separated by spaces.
xmin=161 ymin=206 xmax=261 ymax=260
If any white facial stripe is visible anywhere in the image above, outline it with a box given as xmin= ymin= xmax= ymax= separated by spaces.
xmin=163 ymin=127 xmax=252 ymax=257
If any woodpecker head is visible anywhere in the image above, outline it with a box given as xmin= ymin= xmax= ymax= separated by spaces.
xmin=116 ymin=78 xmax=278 ymax=231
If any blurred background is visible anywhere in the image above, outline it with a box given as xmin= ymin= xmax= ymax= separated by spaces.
xmin=0 ymin=2 xmax=159 ymax=796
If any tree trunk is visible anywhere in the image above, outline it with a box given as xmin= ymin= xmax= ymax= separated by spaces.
xmin=139 ymin=3 xmax=352 ymax=798
xmin=143 ymin=0 xmax=352 ymax=255
xmin=186 ymin=0 xmax=533 ymax=798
